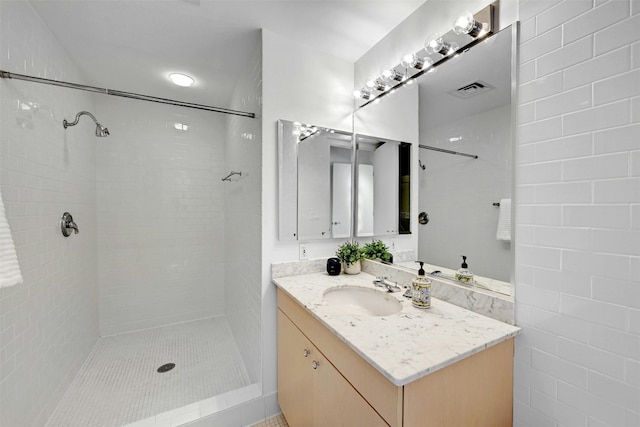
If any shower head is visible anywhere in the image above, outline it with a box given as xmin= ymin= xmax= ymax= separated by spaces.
xmin=63 ymin=111 xmax=109 ymax=137
xmin=95 ymin=123 xmax=110 ymax=137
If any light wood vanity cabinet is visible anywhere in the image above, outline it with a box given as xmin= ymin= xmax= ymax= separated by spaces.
xmin=277 ymin=288 xmax=515 ymax=427
xmin=278 ymin=311 xmax=387 ymax=426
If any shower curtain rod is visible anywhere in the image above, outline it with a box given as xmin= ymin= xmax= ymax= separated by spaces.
xmin=0 ymin=70 xmax=255 ymax=119
xmin=419 ymin=144 xmax=478 ymax=159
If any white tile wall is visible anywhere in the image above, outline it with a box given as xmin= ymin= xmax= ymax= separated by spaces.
xmin=95 ymin=96 xmax=228 ymax=335
xmin=0 ymin=1 xmax=99 ymax=425
xmin=515 ymin=0 xmax=640 ymax=425
xmin=418 ymin=105 xmax=512 ymax=282
xmin=224 ymin=36 xmax=262 ymax=384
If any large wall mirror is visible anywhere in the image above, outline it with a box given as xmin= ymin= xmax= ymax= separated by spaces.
xmin=356 ymin=24 xmax=517 ymax=296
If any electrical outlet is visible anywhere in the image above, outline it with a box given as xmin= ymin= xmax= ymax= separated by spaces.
xmin=299 ymin=243 xmax=309 ymax=260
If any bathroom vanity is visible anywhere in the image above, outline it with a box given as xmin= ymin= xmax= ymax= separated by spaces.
xmin=274 ymin=272 xmax=520 ymax=427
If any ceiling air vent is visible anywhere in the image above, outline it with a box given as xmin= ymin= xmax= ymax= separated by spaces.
xmin=449 ymin=80 xmax=494 ymax=99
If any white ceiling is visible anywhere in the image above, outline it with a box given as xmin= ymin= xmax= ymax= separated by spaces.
xmin=419 ymin=26 xmax=513 ymax=129
xmin=30 ymin=0 xmax=426 ymax=108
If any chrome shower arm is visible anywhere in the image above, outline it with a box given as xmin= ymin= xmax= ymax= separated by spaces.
xmin=63 ymin=110 xmax=109 ymax=137
xmin=63 ymin=111 xmax=99 ymax=128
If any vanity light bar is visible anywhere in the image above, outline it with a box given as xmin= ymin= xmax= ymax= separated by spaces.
xmin=354 ymin=3 xmax=497 ymax=108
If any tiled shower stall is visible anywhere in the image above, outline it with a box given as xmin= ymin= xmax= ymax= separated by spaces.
xmin=0 ymin=1 xmax=262 ymax=425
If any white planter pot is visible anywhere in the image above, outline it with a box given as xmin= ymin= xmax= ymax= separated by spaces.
xmin=343 ymin=260 xmax=361 ymax=275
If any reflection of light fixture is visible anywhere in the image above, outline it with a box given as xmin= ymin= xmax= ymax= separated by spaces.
xmin=453 ymin=11 xmax=487 ymax=37
xmin=425 ymin=36 xmax=458 ymax=56
xmin=293 ymin=122 xmax=321 ymax=141
xmin=174 ymin=122 xmax=189 ymax=131
xmin=353 ymin=88 xmax=372 ymax=100
xmin=168 ymin=73 xmax=195 ymax=87
xmin=366 ymin=78 xmax=388 ymax=91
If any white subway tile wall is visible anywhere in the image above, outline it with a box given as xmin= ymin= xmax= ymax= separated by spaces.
xmin=418 ymin=105 xmax=512 ymax=282
xmin=224 ymin=38 xmax=262 ymax=384
xmin=0 ymin=1 xmax=99 ymax=426
xmin=515 ymin=1 xmax=640 ymax=426
xmin=95 ymin=96 xmax=228 ymax=335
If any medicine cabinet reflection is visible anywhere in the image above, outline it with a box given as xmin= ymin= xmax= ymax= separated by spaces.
xmin=277 ymin=120 xmax=353 ymax=241
xmin=355 ymin=135 xmax=411 ymax=237
xmin=277 ymin=120 xmax=411 ymax=242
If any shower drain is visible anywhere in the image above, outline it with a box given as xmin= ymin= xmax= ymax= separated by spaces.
xmin=157 ymin=363 xmax=176 ymax=373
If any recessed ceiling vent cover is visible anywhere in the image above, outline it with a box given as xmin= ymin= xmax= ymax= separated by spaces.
xmin=449 ymin=81 xmax=495 ymax=99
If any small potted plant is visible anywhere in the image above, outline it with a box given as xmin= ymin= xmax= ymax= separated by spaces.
xmin=362 ymin=239 xmax=393 ymax=263
xmin=335 ymin=241 xmax=365 ymax=274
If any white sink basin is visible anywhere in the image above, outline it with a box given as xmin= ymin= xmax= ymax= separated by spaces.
xmin=323 ymin=286 xmax=402 ymax=316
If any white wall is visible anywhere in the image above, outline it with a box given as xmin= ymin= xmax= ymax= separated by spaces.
xmin=94 ymin=96 xmax=227 ymax=335
xmin=224 ymin=34 xmax=262 ymax=385
xmin=514 ymin=0 xmax=640 ymax=425
xmin=0 ymin=1 xmax=99 ymax=425
xmin=261 ymin=28 xmax=353 ymax=401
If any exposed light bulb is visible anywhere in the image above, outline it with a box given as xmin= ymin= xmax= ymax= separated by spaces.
xmin=425 ymin=36 xmax=458 ymax=56
xmin=452 ymin=11 xmax=486 ymax=37
xmin=400 ymin=53 xmax=426 ymax=70
xmin=382 ymin=68 xmax=405 ymax=82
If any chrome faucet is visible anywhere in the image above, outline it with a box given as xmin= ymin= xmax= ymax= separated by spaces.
xmin=60 ymin=212 xmax=79 ymax=237
xmin=373 ymin=276 xmax=402 ymax=293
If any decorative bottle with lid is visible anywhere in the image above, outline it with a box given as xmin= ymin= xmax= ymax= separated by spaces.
xmin=411 ymin=261 xmax=431 ymax=309
xmin=455 ymin=255 xmax=474 ymax=285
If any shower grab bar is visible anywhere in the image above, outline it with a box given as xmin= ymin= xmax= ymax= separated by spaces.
xmin=419 ymin=144 xmax=478 ymax=159
xmin=0 ymin=70 xmax=255 ymax=119
xmin=222 ymin=171 xmax=242 ymax=181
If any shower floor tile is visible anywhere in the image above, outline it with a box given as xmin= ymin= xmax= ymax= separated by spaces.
xmin=46 ymin=317 xmax=251 ymax=427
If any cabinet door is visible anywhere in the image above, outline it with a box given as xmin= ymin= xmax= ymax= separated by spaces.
xmin=313 ymin=351 xmax=388 ymax=427
xmin=278 ymin=310 xmax=314 ymax=427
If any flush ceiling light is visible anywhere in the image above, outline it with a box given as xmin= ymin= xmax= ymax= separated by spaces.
xmin=168 ymin=73 xmax=195 ymax=87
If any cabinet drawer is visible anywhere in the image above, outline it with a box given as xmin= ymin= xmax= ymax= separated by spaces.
xmin=278 ymin=289 xmax=402 ymax=427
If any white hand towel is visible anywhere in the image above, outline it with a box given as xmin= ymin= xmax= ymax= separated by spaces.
xmin=0 ymin=190 xmax=23 ymax=288
xmin=496 ymin=198 xmax=511 ymax=242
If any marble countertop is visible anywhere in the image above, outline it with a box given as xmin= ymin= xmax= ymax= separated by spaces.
xmin=273 ymin=271 xmax=520 ymax=386
xmin=396 ymin=261 xmax=512 ymax=295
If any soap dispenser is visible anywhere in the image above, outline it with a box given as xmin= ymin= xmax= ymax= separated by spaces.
xmin=455 ymin=255 xmax=474 ymax=285
xmin=411 ymin=261 xmax=431 ymax=309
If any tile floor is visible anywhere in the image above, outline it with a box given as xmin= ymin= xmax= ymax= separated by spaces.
xmin=46 ymin=317 xmax=251 ymax=426
xmin=251 ymin=413 xmax=289 ymax=427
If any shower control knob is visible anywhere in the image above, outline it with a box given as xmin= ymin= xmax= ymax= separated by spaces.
xmin=60 ymin=212 xmax=79 ymax=237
